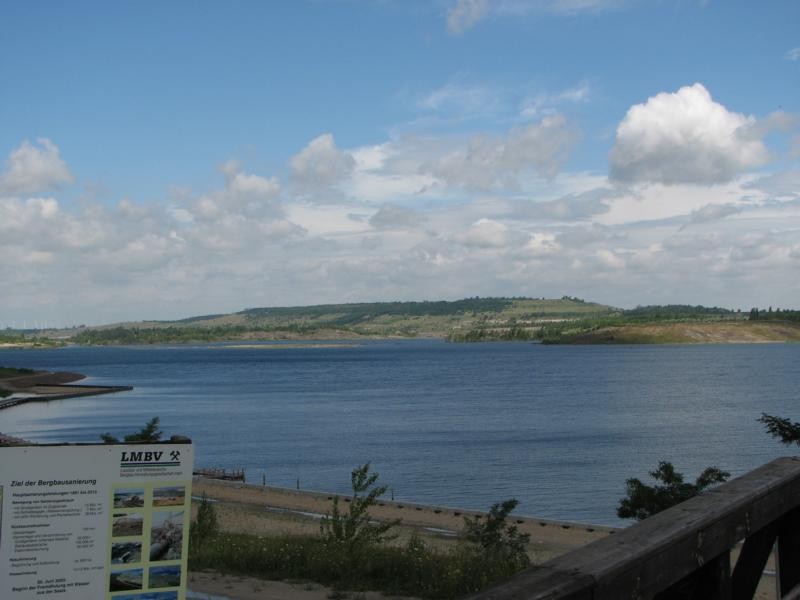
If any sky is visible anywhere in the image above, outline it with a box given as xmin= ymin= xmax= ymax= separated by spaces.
xmin=1 ymin=0 xmax=799 ymax=327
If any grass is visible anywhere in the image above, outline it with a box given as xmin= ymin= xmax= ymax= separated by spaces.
xmin=188 ymin=531 xmax=530 ymax=599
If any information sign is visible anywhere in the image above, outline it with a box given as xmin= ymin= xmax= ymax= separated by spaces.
xmin=0 ymin=442 xmax=193 ymax=600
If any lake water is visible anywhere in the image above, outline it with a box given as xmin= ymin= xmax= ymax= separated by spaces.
xmin=1 ymin=340 xmax=798 ymax=526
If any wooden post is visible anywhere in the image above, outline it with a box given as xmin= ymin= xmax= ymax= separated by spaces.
xmin=777 ymin=507 xmax=800 ymax=596
xmin=731 ymin=521 xmax=778 ymax=600
xmin=691 ymin=553 xmax=731 ymax=600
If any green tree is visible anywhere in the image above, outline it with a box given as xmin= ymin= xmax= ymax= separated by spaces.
xmin=759 ymin=413 xmax=800 ymax=446
xmin=463 ymin=499 xmax=530 ymax=571
xmin=617 ymin=461 xmax=729 ymax=521
xmin=101 ymin=417 xmax=162 ymax=443
xmin=320 ymin=463 xmax=399 ymax=557
xmin=191 ymin=492 xmax=218 ymax=544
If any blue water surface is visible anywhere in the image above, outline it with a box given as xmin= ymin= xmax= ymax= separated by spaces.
xmin=1 ymin=340 xmax=798 ymax=525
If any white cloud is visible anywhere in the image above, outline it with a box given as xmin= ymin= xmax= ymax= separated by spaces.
xmin=682 ymin=203 xmax=741 ymax=228
xmin=447 ymin=0 xmax=490 ymax=34
xmin=417 ymin=79 xmax=505 ymax=119
xmin=446 ymin=0 xmax=628 ymax=33
xmin=453 ymin=218 xmax=515 ymax=248
xmin=746 ymin=170 xmax=800 ymax=200
xmin=188 ymin=162 xmax=282 ymax=221
xmin=609 ymin=83 xmax=769 ymax=185
xmin=514 ymin=187 xmax=613 ymax=221
xmin=521 ymin=81 xmax=590 ymax=118
xmin=521 ymin=231 xmax=561 ymax=256
xmin=0 ymin=197 xmax=60 ymax=233
xmin=786 ymin=48 xmax=800 ymax=61
xmin=0 ymin=139 xmax=74 ymax=195
xmin=3 ymin=127 xmax=800 ymax=327
xmin=290 ymin=133 xmax=355 ymax=196
xmin=369 ymin=204 xmax=427 ymax=229
xmin=595 ymin=248 xmax=625 ymax=270
xmin=423 ymin=114 xmax=578 ymax=190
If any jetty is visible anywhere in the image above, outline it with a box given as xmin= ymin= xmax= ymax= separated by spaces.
xmin=194 ymin=467 xmax=246 ymax=482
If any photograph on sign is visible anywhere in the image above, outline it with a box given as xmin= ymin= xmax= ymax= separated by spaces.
xmin=113 ymin=513 xmax=144 ymax=537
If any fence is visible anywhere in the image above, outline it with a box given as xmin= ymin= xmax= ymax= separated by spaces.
xmin=468 ymin=456 xmax=800 ymax=600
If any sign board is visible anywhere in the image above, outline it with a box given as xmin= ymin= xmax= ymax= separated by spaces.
xmin=0 ymin=442 xmax=193 ymax=600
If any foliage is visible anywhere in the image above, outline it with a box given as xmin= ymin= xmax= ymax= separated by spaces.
xmin=320 ymin=463 xmax=399 ymax=561
xmin=749 ymin=308 xmax=800 ymax=322
xmin=71 ymin=297 xmax=617 ymax=345
xmin=623 ymin=304 xmax=734 ymax=318
xmin=759 ymin=413 xmax=800 ymax=446
xmin=617 ymin=461 xmax=729 ymax=521
xmin=242 ymin=298 xmax=515 ymax=321
xmin=188 ymin=530 xmax=527 ymax=599
xmin=101 ymin=417 xmax=162 ymax=443
xmin=463 ymin=499 xmax=530 ymax=572
xmin=191 ymin=492 xmax=218 ymax=544
xmin=447 ymin=327 xmax=537 ymax=342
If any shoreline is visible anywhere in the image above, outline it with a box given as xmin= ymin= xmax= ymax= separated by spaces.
xmin=192 ymin=477 xmax=617 ymax=561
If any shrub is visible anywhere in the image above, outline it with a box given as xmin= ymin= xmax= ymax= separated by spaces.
xmin=320 ymin=463 xmax=400 ymax=577
xmin=617 ymin=461 xmax=729 ymax=521
xmin=191 ymin=492 xmax=218 ymax=544
xmin=463 ymin=499 xmax=530 ymax=575
xmin=101 ymin=417 xmax=162 ymax=443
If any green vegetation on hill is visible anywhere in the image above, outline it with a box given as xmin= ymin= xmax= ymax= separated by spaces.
xmin=57 ymin=299 xmax=800 ymax=345
xmin=749 ymin=308 xmax=800 ymax=322
xmin=71 ymin=297 xmax=616 ymax=345
xmin=622 ymin=304 xmax=736 ymax=319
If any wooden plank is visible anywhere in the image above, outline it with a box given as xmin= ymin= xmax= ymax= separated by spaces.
xmin=470 ymin=457 xmax=800 ymax=600
xmin=462 ymin=565 xmax=594 ymax=600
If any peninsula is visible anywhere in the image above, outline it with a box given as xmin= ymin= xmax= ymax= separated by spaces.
xmin=0 ymin=367 xmax=133 ymax=411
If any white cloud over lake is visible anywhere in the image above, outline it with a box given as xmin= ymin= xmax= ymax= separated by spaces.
xmin=609 ymin=84 xmax=769 ymax=186
xmin=1 ymin=80 xmax=798 ymax=326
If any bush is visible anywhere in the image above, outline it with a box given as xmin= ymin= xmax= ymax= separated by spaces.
xmin=617 ymin=461 xmax=729 ymax=521
xmin=759 ymin=413 xmax=800 ymax=446
xmin=320 ymin=463 xmax=400 ymax=575
xmin=188 ymin=530 xmax=531 ymax=599
xmin=101 ymin=417 xmax=162 ymax=443
xmin=191 ymin=492 xmax=218 ymax=544
xmin=463 ymin=499 xmax=530 ymax=574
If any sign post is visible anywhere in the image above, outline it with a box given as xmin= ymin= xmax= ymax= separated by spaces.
xmin=0 ymin=441 xmax=193 ymax=600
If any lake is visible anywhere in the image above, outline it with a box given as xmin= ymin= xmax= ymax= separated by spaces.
xmin=1 ymin=340 xmax=798 ymax=526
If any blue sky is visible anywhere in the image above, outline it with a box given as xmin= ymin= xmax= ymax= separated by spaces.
xmin=1 ymin=1 xmax=799 ymax=326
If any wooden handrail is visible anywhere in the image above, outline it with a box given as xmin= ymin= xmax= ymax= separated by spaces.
xmin=467 ymin=457 xmax=800 ymax=600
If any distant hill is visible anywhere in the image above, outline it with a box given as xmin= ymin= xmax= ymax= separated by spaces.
xmin=70 ymin=297 xmax=616 ymax=344
xmin=61 ymin=299 xmax=800 ymax=345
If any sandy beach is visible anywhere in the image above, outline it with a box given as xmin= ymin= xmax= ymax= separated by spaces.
xmin=188 ymin=478 xmax=616 ymax=599
xmin=189 ymin=478 xmax=779 ymax=600
xmin=191 ymin=478 xmax=614 ymax=558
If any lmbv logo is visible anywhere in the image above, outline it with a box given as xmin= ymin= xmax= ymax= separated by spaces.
xmin=121 ymin=451 xmax=165 ymax=462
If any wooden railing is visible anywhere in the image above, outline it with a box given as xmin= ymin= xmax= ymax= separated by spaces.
xmin=468 ymin=457 xmax=800 ymax=600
